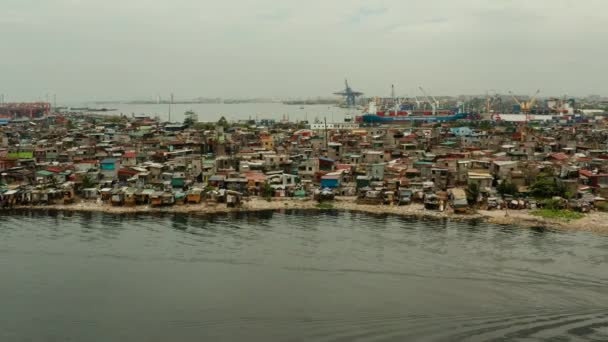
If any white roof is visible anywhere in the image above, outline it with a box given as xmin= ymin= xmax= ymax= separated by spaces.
xmin=493 ymin=160 xmax=518 ymax=166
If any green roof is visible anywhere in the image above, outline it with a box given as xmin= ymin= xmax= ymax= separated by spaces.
xmin=8 ymin=152 xmax=33 ymax=159
xmin=130 ymin=131 xmax=146 ymax=138
xmin=37 ymin=170 xmax=54 ymax=177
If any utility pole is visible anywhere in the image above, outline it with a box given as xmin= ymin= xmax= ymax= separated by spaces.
xmin=324 ymin=116 xmax=328 ymax=150
xmin=169 ymin=93 xmax=174 ymax=122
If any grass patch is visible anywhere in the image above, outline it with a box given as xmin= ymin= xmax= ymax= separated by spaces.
xmin=531 ymin=209 xmax=584 ymax=221
xmin=315 ymin=202 xmax=334 ymax=209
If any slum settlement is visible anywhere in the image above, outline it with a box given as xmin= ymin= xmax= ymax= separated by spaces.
xmin=2 ymin=109 xmax=608 ymax=219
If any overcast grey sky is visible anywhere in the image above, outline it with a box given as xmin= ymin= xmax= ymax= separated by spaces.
xmin=2 ymin=0 xmax=607 ymax=102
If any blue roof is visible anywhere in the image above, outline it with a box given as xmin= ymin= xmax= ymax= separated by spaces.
xmin=319 ymin=157 xmax=335 ymax=163
xmin=100 ymin=158 xmax=118 ymax=164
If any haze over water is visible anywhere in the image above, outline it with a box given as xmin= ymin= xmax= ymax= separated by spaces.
xmin=78 ymin=103 xmax=353 ymax=123
xmin=1 ymin=210 xmax=607 ymax=341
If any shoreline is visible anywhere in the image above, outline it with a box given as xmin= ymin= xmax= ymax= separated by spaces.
xmin=4 ymin=197 xmax=608 ymax=234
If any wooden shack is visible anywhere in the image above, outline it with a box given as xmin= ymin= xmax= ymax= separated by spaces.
xmin=136 ymin=189 xmax=155 ymax=205
xmin=174 ymin=192 xmax=186 ymax=205
xmin=124 ymin=188 xmax=137 ymax=207
xmin=186 ymin=188 xmax=203 ymax=204
xmin=110 ymin=189 xmax=125 ymax=206
xmin=63 ymin=189 xmax=75 ymax=205
xmin=100 ymin=188 xmax=113 ymax=203
xmin=226 ymin=190 xmax=242 ymax=208
xmin=150 ymin=191 xmax=164 ymax=207
xmin=161 ymin=192 xmax=175 ymax=206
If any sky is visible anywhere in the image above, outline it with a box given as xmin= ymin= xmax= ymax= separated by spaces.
xmin=2 ymin=0 xmax=607 ymax=102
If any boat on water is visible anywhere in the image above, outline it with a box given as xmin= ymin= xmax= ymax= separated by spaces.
xmin=356 ymin=101 xmax=470 ymax=124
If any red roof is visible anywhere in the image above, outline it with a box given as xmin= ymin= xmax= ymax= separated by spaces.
xmin=118 ymin=169 xmax=139 ymax=176
xmin=244 ymin=172 xmax=266 ymax=181
xmin=46 ymin=167 xmax=62 ymax=173
xmin=580 ymin=170 xmax=595 ymax=177
xmin=123 ymin=151 xmax=136 ymax=158
xmin=335 ymin=164 xmax=353 ymax=170
xmin=550 ymin=153 xmax=569 ymax=161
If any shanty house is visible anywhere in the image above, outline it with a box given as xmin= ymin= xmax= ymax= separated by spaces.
xmin=100 ymin=158 xmax=120 ymax=180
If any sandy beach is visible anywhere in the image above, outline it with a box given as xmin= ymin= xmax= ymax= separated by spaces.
xmin=5 ymin=196 xmax=608 ymax=234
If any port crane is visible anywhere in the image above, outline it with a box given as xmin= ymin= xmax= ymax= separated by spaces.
xmin=334 ymin=79 xmax=363 ymax=108
xmin=485 ymin=91 xmax=502 ymax=118
xmin=509 ymin=89 xmax=540 ymax=114
xmin=418 ymin=86 xmax=439 ymax=115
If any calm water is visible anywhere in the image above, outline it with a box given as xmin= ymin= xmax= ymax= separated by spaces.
xmin=77 ymin=102 xmax=353 ymax=123
xmin=1 ymin=210 xmax=608 ymax=341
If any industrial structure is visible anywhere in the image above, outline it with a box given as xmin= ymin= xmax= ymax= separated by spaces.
xmin=509 ymin=89 xmax=540 ymax=113
xmin=334 ymin=79 xmax=363 ymax=107
xmin=0 ymin=102 xmax=51 ymax=119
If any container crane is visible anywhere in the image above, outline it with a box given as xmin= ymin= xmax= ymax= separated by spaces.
xmin=334 ymin=79 xmax=363 ymax=108
xmin=418 ymin=86 xmax=439 ymax=115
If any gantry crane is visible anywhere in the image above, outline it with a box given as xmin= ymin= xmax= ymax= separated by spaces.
xmin=334 ymin=79 xmax=363 ymax=108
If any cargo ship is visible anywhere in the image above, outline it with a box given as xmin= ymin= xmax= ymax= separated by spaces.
xmin=356 ymin=101 xmax=469 ymax=124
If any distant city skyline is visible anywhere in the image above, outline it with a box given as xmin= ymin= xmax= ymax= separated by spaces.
xmin=2 ymin=0 xmax=608 ymax=102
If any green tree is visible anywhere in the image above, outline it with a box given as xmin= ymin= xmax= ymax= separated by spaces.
xmin=530 ymin=174 xmax=565 ymax=198
xmin=261 ymin=183 xmax=274 ymax=199
xmin=217 ymin=116 xmax=228 ymax=128
xmin=81 ymin=174 xmax=96 ymax=189
xmin=497 ymin=181 xmax=518 ymax=196
xmin=184 ymin=110 xmax=196 ymax=127
xmin=195 ymin=122 xmax=215 ymax=130
xmin=466 ymin=182 xmax=480 ymax=206
xmin=105 ymin=115 xmax=124 ymax=124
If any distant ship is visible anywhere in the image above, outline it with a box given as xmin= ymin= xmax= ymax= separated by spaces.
xmin=356 ymin=101 xmax=469 ymax=124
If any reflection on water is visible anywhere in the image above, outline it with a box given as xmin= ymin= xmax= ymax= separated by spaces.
xmin=0 ymin=210 xmax=607 ymax=341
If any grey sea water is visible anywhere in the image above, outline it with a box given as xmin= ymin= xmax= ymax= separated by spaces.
xmin=1 ymin=210 xmax=607 ymax=341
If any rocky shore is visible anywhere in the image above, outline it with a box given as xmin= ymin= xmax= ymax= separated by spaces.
xmin=5 ymin=197 xmax=608 ymax=234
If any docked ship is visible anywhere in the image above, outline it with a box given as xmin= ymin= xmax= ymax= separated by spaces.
xmin=356 ymin=101 xmax=469 ymax=124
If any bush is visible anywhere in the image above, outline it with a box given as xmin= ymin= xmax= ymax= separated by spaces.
xmin=541 ymin=198 xmax=564 ymax=210
xmin=531 ymin=209 xmax=584 ymax=221
xmin=315 ymin=203 xmax=334 ymax=209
